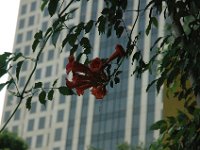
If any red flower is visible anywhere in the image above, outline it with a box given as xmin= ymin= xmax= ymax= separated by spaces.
xmin=66 ymin=55 xmax=75 ymax=74
xmin=91 ymin=85 xmax=107 ymax=99
xmin=89 ymin=57 xmax=103 ymax=72
xmin=107 ymin=44 xmax=126 ymax=64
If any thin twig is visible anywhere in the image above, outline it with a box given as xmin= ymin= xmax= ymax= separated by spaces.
xmin=7 ymin=71 xmax=20 ymax=96
xmin=0 ymin=99 xmax=22 ymax=133
xmin=129 ymin=0 xmax=141 ymax=39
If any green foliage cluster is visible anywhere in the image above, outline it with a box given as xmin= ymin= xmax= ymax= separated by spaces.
xmin=0 ymin=130 xmax=28 ymax=150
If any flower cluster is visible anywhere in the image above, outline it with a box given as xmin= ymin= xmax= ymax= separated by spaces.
xmin=66 ymin=44 xmax=126 ymax=99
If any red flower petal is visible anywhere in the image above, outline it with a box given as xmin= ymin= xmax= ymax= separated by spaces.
xmin=89 ymin=57 xmax=103 ymax=72
xmin=107 ymin=44 xmax=125 ymax=64
xmin=91 ymin=85 xmax=107 ymax=99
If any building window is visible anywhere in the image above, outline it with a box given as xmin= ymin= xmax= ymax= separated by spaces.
xmin=12 ymin=126 xmax=18 ymax=133
xmin=27 ymin=119 xmax=34 ymax=131
xmin=6 ymin=95 xmax=13 ymax=106
xmin=42 ymin=21 xmax=48 ymax=31
xmin=43 ymin=8 xmax=49 ymax=17
xmin=3 ymin=111 xmax=10 ymax=122
xmin=24 ymin=45 xmax=30 ymax=56
xmin=19 ymin=19 xmax=25 ymax=29
xmin=40 ymin=104 xmax=47 ymax=111
xmin=45 ymin=66 xmax=52 ymax=77
xmin=47 ymin=50 xmax=54 ymax=61
xmin=35 ymin=68 xmax=41 ymax=80
xmin=36 ymin=135 xmax=43 ymax=148
xmin=30 ymin=1 xmax=37 ymax=12
xmin=38 ymin=117 xmax=45 ymax=129
xmin=26 ymin=31 xmax=32 ymax=41
xmin=54 ymin=128 xmax=62 ymax=141
xmin=19 ymin=76 xmax=26 ymax=87
xmin=26 ymin=137 xmax=32 ymax=147
xmin=21 ymin=4 xmax=27 ymax=15
xmin=14 ymin=109 xmax=20 ymax=120
xmin=30 ymin=102 xmax=36 ymax=113
xmin=28 ymin=16 xmax=35 ymax=26
xmin=53 ymin=148 xmax=60 ymax=150
xmin=59 ymin=95 xmax=65 ymax=104
xmin=38 ymin=53 xmax=44 ymax=63
xmin=16 ymin=34 xmax=23 ymax=44
xmin=57 ymin=109 xmax=64 ymax=122
xmin=21 ymin=61 xmax=28 ymax=71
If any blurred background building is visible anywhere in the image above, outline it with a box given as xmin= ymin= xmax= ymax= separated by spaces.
xmin=1 ymin=0 xmax=164 ymax=149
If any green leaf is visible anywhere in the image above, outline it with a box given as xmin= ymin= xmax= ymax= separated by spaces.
xmin=52 ymin=31 xmax=60 ymax=46
xmin=85 ymin=20 xmax=94 ymax=34
xmin=48 ymin=0 xmax=59 ymax=17
xmin=114 ymin=77 xmax=120 ymax=84
xmin=32 ymin=39 xmax=40 ymax=52
xmin=0 ymin=52 xmax=12 ymax=69
xmin=146 ymin=79 xmax=158 ymax=91
xmin=34 ymin=82 xmax=43 ymax=89
xmin=70 ymin=44 xmax=78 ymax=55
xmin=16 ymin=61 xmax=24 ymax=81
xmin=68 ymin=34 xmax=77 ymax=46
xmin=101 ymin=8 xmax=109 ymax=15
xmin=97 ymin=15 xmax=106 ymax=34
xmin=110 ymin=80 xmax=113 ymax=88
xmin=52 ymin=79 xmax=58 ymax=87
xmin=39 ymin=91 xmax=46 ymax=105
xmin=13 ymin=52 xmax=22 ymax=61
xmin=58 ymin=86 xmax=74 ymax=95
xmin=48 ymin=89 xmax=54 ymax=100
xmin=151 ymin=17 xmax=158 ymax=28
xmin=0 ymin=81 xmax=10 ymax=92
xmin=116 ymin=26 xmax=124 ymax=38
xmin=80 ymin=37 xmax=91 ymax=51
xmin=41 ymin=0 xmax=49 ymax=11
xmin=150 ymin=120 xmax=167 ymax=131
xmin=0 ymin=69 xmax=7 ymax=78
xmin=146 ymin=21 xmax=151 ymax=35
xmin=26 ymin=96 xmax=32 ymax=110
xmin=34 ymin=30 xmax=43 ymax=39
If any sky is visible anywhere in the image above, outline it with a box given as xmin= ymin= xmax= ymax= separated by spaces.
xmin=0 ymin=0 xmax=20 ymax=124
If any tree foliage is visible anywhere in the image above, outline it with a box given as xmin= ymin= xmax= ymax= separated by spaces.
xmin=0 ymin=130 xmax=28 ymax=150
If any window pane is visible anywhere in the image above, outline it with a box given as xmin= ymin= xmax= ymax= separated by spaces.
xmin=30 ymin=102 xmax=36 ymax=113
xmin=16 ymin=34 xmax=23 ymax=44
xmin=19 ymin=19 xmax=25 ymax=29
xmin=26 ymin=137 xmax=32 ymax=147
xmin=14 ymin=109 xmax=20 ymax=120
xmin=12 ymin=126 xmax=18 ymax=133
xmin=36 ymin=135 xmax=43 ymax=148
xmin=28 ymin=16 xmax=35 ymax=26
xmin=57 ymin=109 xmax=64 ymax=122
xmin=42 ymin=21 xmax=48 ymax=31
xmin=24 ymin=45 xmax=30 ymax=56
xmin=45 ymin=66 xmax=52 ymax=77
xmin=38 ymin=117 xmax=45 ymax=129
xmin=4 ymin=111 xmax=10 ymax=122
xmin=47 ymin=50 xmax=54 ymax=60
xmin=30 ymin=1 xmax=37 ymax=11
xmin=26 ymin=31 xmax=32 ymax=41
xmin=54 ymin=128 xmax=62 ymax=141
xmin=21 ymin=4 xmax=27 ymax=15
xmin=35 ymin=68 xmax=41 ymax=80
xmin=27 ymin=119 xmax=34 ymax=131
xmin=19 ymin=76 xmax=26 ymax=87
